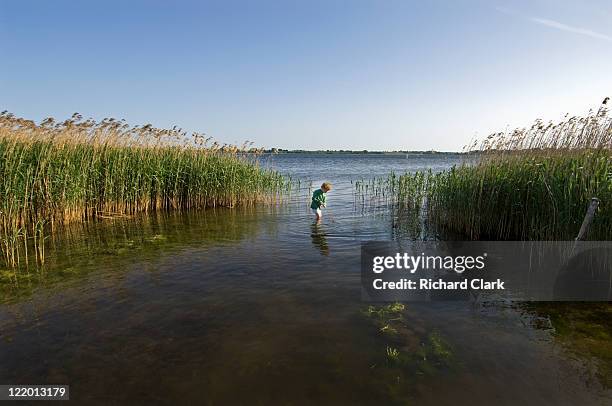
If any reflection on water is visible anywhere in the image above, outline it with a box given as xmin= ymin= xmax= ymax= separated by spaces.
xmin=311 ymin=222 xmax=330 ymax=256
xmin=1 ymin=208 xmax=275 ymax=303
xmin=0 ymin=154 xmax=610 ymax=404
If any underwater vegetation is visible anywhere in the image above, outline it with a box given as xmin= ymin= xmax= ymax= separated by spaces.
xmin=363 ymin=303 xmax=456 ymax=403
xmin=523 ymin=302 xmax=612 ymax=389
xmin=0 ymin=208 xmax=274 ymax=303
xmin=364 ymin=303 xmax=454 ymax=371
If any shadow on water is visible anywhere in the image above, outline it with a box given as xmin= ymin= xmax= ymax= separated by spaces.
xmin=0 ymin=153 xmax=610 ymax=405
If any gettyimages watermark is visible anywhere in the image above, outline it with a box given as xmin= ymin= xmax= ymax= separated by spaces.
xmin=361 ymin=241 xmax=612 ymax=302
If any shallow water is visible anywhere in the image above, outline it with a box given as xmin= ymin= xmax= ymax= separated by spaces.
xmin=0 ymin=153 xmax=610 ymax=405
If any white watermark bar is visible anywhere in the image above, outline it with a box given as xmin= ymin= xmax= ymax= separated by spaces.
xmin=0 ymin=385 xmax=69 ymax=400
xmin=361 ymin=241 xmax=612 ymax=302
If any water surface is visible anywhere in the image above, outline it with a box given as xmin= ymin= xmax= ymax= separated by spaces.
xmin=1 ymin=153 xmax=609 ymax=405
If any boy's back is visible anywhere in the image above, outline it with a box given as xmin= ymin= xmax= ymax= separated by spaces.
xmin=311 ymin=189 xmax=326 ymax=210
xmin=311 ymin=182 xmax=331 ymax=220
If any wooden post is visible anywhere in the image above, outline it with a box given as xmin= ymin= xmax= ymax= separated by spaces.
xmin=575 ymin=197 xmax=600 ymax=241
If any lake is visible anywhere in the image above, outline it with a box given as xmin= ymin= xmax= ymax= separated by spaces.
xmin=0 ymin=153 xmax=609 ymax=404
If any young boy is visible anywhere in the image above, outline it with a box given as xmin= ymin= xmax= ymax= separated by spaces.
xmin=311 ymin=182 xmax=332 ymax=220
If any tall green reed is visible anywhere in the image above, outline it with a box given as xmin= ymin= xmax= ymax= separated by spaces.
xmin=389 ymin=102 xmax=612 ymax=240
xmin=0 ymin=111 xmax=288 ymax=269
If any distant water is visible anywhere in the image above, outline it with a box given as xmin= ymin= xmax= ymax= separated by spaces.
xmin=264 ymin=152 xmax=464 ymax=240
xmin=0 ymin=153 xmax=608 ymax=405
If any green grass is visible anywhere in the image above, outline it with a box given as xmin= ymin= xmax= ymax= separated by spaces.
xmin=0 ymin=111 xmax=289 ymax=268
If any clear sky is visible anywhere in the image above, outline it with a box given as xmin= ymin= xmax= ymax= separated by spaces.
xmin=1 ymin=0 xmax=611 ymax=151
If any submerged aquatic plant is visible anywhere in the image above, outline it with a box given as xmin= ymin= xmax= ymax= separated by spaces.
xmin=425 ymin=331 xmax=453 ymax=361
xmin=0 ymin=207 xmax=272 ymax=302
xmin=364 ymin=302 xmax=406 ymax=321
xmin=386 ymin=346 xmax=401 ymax=363
xmin=523 ymin=303 xmax=612 ymax=389
xmin=380 ymin=324 xmax=399 ymax=335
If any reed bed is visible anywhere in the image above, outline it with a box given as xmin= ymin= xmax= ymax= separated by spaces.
xmin=367 ymin=103 xmax=612 ymax=240
xmin=0 ymin=111 xmax=288 ymax=268
xmin=353 ymin=173 xmax=431 ymax=239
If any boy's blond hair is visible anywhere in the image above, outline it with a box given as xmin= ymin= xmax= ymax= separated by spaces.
xmin=321 ymin=182 xmax=332 ymax=191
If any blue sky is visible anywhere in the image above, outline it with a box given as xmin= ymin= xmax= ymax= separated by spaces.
xmin=1 ymin=0 xmax=611 ymax=151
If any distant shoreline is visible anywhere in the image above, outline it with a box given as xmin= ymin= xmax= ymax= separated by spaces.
xmin=261 ymin=149 xmax=466 ymax=155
